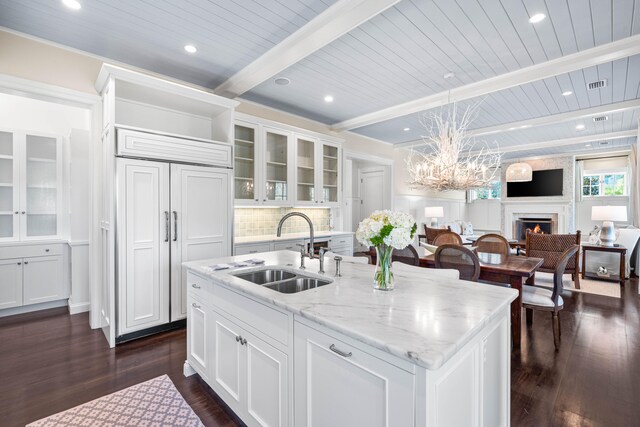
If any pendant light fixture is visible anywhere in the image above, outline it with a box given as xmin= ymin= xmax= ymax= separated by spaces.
xmin=505 ymin=161 xmax=533 ymax=182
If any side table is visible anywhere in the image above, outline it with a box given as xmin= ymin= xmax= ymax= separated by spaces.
xmin=581 ymin=244 xmax=626 ymax=285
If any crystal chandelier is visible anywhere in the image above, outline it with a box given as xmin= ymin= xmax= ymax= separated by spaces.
xmin=406 ymin=103 xmax=501 ymax=192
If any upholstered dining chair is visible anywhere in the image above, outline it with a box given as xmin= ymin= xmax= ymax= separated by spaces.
xmin=432 ymin=231 xmax=463 ymax=246
xmin=525 ymin=230 xmax=581 ymax=289
xmin=475 ymin=234 xmax=510 ymax=257
xmin=434 ymin=244 xmax=481 ymax=282
xmin=523 ymin=245 xmax=579 ymax=350
xmin=423 ymin=225 xmax=452 ymax=244
xmin=391 ymin=245 xmax=420 ymax=266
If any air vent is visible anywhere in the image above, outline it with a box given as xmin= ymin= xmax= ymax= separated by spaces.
xmin=587 ymin=79 xmax=607 ymax=90
xmin=592 ymin=115 xmax=609 ymax=122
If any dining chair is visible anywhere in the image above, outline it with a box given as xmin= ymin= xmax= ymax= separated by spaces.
xmin=432 ymin=231 xmax=463 ymax=246
xmin=525 ymin=230 xmax=581 ymax=289
xmin=522 ymin=245 xmax=579 ymax=350
xmin=434 ymin=244 xmax=481 ymax=282
xmin=423 ymin=225 xmax=452 ymax=244
xmin=391 ymin=245 xmax=420 ymax=266
xmin=475 ymin=234 xmax=510 ymax=257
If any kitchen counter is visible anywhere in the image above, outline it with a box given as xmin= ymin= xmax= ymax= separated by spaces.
xmin=184 ymin=250 xmax=517 ymax=370
xmin=234 ymin=230 xmax=353 ymax=245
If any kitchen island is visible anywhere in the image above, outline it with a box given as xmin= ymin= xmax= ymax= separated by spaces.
xmin=184 ymin=251 xmax=517 ymax=427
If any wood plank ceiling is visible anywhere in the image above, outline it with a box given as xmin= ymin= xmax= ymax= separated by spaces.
xmin=0 ymin=0 xmax=638 ymax=158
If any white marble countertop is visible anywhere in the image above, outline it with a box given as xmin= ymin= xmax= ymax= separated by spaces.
xmin=234 ymin=230 xmax=354 ymax=245
xmin=184 ymin=251 xmax=517 ymax=371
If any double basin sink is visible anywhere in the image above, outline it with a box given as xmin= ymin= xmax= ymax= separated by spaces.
xmin=234 ymin=268 xmax=332 ymax=294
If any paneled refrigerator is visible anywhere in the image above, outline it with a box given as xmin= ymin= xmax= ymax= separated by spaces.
xmin=116 ymin=157 xmax=231 ymax=342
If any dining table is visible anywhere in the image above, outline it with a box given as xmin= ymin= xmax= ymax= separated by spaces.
xmin=420 ymin=252 xmax=543 ymax=349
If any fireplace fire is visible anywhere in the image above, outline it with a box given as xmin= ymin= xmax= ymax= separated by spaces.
xmin=515 ymin=218 xmax=553 ymax=241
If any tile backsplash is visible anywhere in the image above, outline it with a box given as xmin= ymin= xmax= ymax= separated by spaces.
xmin=234 ymin=208 xmax=332 ymax=237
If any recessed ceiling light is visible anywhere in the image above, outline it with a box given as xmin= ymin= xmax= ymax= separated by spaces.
xmin=184 ymin=44 xmax=197 ymax=54
xmin=403 ymin=127 xmax=411 ymax=131
xmin=274 ymin=77 xmax=290 ymax=86
xmin=520 ymin=125 xmax=531 ymax=128
xmin=529 ymin=13 xmax=546 ymax=23
xmin=576 ymin=124 xmax=586 ymax=130
xmin=562 ymin=90 xmax=573 ymax=96
xmin=324 ymin=95 xmax=334 ymax=103
xmin=509 ymin=127 xmax=517 ymax=130
xmin=62 ymin=0 xmax=81 ymax=10
xmin=585 ymin=144 xmax=591 ymax=147
xmin=443 ymin=72 xmax=455 ymax=80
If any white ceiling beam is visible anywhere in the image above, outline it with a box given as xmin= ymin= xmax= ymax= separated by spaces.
xmin=332 ymin=34 xmax=640 ymax=132
xmin=496 ymin=129 xmax=636 ymax=154
xmin=214 ymin=0 xmax=400 ymax=98
xmin=394 ymin=99 xmax=640 ymax=149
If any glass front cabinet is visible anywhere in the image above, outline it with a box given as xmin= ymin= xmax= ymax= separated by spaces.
xmin=234 ymin=119 xmax=340 ymax=207
xmin=0 ymin=130 xmax=62 ymax=241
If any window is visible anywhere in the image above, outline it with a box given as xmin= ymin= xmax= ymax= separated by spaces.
xmin=582 ymin=173 xmax=626 ymax=197
xmin=471 ymin=180 xmax=501 ymax=200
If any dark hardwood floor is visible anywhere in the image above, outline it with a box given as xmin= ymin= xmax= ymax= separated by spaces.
xmin=1 ymin=278 xmax=638 ymax=427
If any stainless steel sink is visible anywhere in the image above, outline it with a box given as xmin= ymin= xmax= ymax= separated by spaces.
xmin=234 ymin=269 xmax=296 ymax=285
xmin=233 ymin=267 xmax=332 ymax=294
xmin=264 ymin=277 xmax=332 ymax=294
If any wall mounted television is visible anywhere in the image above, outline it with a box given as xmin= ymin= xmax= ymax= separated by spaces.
xmin=506 ymin=168 xmax=563 ymax=197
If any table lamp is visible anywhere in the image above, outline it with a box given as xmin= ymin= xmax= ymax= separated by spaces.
xmin=591 ymin=205 xmax=627 ymax=247
xmin=424 ymin=206 xmax=444 ymax=228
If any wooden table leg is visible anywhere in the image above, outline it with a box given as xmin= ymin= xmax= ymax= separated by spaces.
xmin=620 ymin=253 xmax=626 ymax=285
xmin=510 ymin=275 xmax=523 ymax=349
xmin=582 ymin=249 xmax=586 ymax=279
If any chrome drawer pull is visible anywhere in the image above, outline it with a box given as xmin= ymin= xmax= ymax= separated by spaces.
xmin=241 ymin=338 xmax=247 ymax=345
xmin=236 ymin=335 xmax=241 ymax=342
xmin=191 ymin=284 xmax=201 ymax=289
xmin=329 ymin=344 xmax=352 ymax=358
xmin=191 ymin=303 xmax=200 ymax=309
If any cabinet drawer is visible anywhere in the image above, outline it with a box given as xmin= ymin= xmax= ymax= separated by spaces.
xmin=187 ymin=272 xmax=214 ymax=299
xmin=273 ymin=240 xmax=304 ymax=251
xmin=0 ymin=243 xmax=65 ymax=259
xmin=213 ymin=284 xmax=289 ymax=347
xmin=234 ymin=243 xmax=272 ymax=255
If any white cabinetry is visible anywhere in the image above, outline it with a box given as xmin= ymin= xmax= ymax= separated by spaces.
xmin=234 ymin=234 xmax=353 ymax=256
xmin=0 ymin=130 xmax=63 ymax=242
xmin=96 ymin=64 xmax=238 ymax=347
xmin=234 ymin=114 xmax=341 ymax=207
xmin=294 ymin=320 xmax=415 ymax=427
xmin=0 ymin=258 xmax=22 ymax=309
xmin=294 ymin=136 xmax=341 ymax=206
xmin=186 ymin=272 xmax=290 ymax=427
xmin=0 ymin=243 xmax=67 ymax=313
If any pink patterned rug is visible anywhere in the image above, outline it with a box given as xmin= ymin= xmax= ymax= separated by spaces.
xmin=27 ymin=375 xmax=204 ymax=426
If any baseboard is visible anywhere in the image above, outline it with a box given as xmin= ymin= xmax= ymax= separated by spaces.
xmin=0 ymin=299 xmax=68 ymax=318
xmin=68 ymin=300 xmax=90 ymax=315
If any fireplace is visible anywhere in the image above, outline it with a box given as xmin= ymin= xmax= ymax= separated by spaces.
xmin=515 ymin=218 xmax=553 ymax=241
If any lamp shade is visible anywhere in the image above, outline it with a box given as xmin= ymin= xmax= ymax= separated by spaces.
xmin=505 ymin=162 xmax=533 ymax=182
xmin=424 ymin=206 xmax=444 ymax=218
xmin=591 ymin=205 xmax=627 ymax=222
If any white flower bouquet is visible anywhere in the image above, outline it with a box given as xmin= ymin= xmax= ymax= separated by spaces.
xmin=356 ymin=210 xmax=417 ymax=290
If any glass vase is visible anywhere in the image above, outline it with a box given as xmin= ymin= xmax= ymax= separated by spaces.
xmin=373 ymin=245 xmax=394 ymax=290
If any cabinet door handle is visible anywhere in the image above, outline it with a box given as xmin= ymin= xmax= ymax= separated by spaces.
xmin=236 ymin=335 xmax=241 ymax=342
xmin=173 ymin=211 xmax=178 ymax=242
xmin=17 ymin=262 xmax=21 ymax=265
xmin=45 ymin=249 xmax=50 ymax=252
xmin=164 ymin=211 xmax=169 ymax=242
xmin=191 ymin=284 xmax=201 ymax=289
xmin=191 ymin=302 xmax=200 ymax=309
xmin=23 ymin=261 xmax=29 ymax=265
xmin=329 ymin=344 xmax=352 ymax=358
xmin=21 ymin=211 xmax=25 ymax=214
xmin=14 ymin=211 xmax=18 ymax=215
xmin=241 ymin=338 xmax=247 ymax=345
